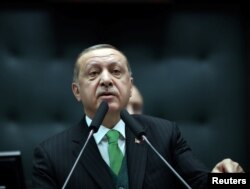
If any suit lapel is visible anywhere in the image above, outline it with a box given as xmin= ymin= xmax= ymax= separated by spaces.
xmin=126 ymin=125 xmax=148 ymax=189
xmin=72 ymin=118 xmax=114 ymax=189
xmin=71 ymin=116 xmax=148 ymax=189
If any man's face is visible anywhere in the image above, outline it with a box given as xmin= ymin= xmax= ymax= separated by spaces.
xmin=72 ymin=48 xmax=133 ymax=117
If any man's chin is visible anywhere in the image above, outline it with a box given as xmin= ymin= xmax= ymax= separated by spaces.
xmin=104 ymin=103 xmax=121 ymax=113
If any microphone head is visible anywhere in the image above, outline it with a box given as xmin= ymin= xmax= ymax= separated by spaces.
xmin=120 ymin=109 xmax=146 ymax=140
xmin=89 ymin=101 xmax=109 ymax=133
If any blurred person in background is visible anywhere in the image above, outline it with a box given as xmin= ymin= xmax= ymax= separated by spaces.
xmin=126 ymin=85 xmax=143 ymax=114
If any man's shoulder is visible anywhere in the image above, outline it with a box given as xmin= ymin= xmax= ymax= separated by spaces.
xmin=38 ymin=118 xmax=85 ymax=147
xmin=130 ymin=114 xmax=181 ymax=142
xmin=132 ymin=114 xmax=175 ymax=126
xmin=131 ymin=114 xmax=177 ymax=133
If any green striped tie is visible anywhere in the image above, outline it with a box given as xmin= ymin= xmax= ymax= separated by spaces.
xmin=106 ymin=130 xmax=124 ymax=175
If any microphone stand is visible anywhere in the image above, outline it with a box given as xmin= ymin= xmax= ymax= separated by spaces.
xmin=141 ymin=135 xmax=192 ymax=189
xmin=61 ymin=101 xmax=109 ymax=189
xmin=61 ymin=129 xmax=94 ymax=189
xmin=120 ymin=109 xmax=192 ymax=189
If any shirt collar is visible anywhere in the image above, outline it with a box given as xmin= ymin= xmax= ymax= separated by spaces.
xmin=85 ymin=115 xmax=126 ymax=144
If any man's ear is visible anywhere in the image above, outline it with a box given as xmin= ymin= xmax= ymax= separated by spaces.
xmin=72 ymin=83 xmax=81 ymax=102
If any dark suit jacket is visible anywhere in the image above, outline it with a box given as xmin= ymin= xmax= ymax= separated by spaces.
xmin=32 ymin=114 xmax=209 ymax=189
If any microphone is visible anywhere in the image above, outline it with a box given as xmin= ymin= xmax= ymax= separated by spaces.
xmin=120 ymin=108 xmax=146 ymax=139
xmin=89 ymin=101 xmax=109 ymax=133
xmin=62 ymin=101 xmax=109 ymax=189
xmin=120 ymin=109 xmax=192 ymax=189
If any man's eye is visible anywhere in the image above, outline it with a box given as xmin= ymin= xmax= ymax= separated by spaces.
xmin=89 ymin=71 xmax=98 ymax=77
xmin=112 ymin=69 xmax=121 ymax=76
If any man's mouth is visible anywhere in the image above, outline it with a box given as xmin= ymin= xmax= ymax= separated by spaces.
xmin=98 ymin=92 xmax=115 ymax=97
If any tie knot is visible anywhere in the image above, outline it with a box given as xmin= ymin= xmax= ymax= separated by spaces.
xmin=106 ymin=130 xmax=120 ymax=144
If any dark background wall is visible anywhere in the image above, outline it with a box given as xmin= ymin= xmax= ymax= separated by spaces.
xmin=0 ymin=2 xmax=249 ymax=188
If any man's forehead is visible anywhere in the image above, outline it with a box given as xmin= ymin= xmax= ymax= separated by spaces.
xmin=79 ymin=48 xmax=125 ymax=63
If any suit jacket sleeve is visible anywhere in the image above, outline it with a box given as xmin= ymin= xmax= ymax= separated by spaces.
xmin=32 ymin=144 xmax=58 ymax=189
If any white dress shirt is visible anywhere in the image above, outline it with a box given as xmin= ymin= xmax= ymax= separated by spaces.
xmin=86 ymin=115 xmax=126 ymax=166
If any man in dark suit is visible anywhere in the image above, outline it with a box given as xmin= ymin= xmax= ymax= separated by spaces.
xmin=32 ymin=44 xmax=244 ymax=189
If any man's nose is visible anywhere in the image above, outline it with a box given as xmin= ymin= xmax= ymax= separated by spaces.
xmin=100 ymin=70 xmax=113 ymax=87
